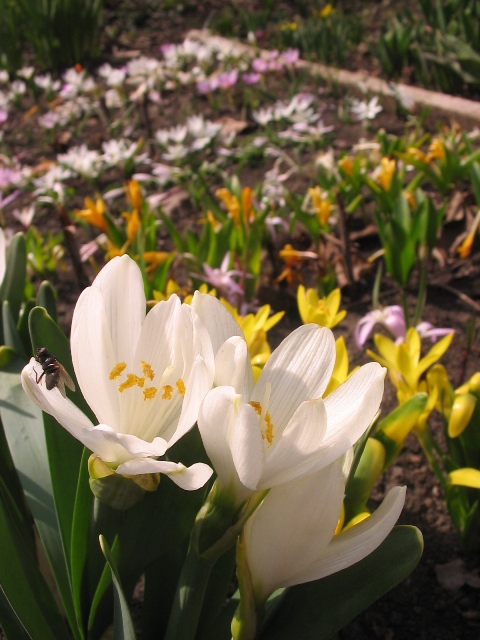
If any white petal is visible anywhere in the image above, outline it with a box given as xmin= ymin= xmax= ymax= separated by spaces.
xmin=254 ymin=325 xmax=335 ymax=432
xmin=244 ymin=462 xmax=345 ymax=603
xmin=198 ymin=387 xmax=259 ymax=500
xmin=285 ymin=486 xmax=406 ymax=587
xmin=320 ymin=362 xmax=385 ymax=461
xmin=230 ymin=401 xmax=265 ymax=491
xmin=71 ymin=286 xmax=121 ymax=428
xmin=116 ymin=459 xmax=213 ymax=490
xmin=85 ymin=254 xmax=145 ymax=364
xmin=168 ymin=355 xmax=213 ymax=446
xmin=259 ymin=398 xmax=327 ymax=488
xmin=214 ymin=336 xmax=253 ymax=395
xmin=191 ymin=292 xmax=244 ymax=354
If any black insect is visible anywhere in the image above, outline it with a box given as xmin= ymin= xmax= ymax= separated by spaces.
xmin=35 ymin=347 xmax=75 ymax=398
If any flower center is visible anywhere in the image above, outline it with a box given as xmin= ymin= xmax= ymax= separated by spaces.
xmin=109 ymin=361 xmax=185 ymax=402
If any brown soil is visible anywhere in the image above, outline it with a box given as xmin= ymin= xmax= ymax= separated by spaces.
xmin=4 ymin=2 xmax=480 ymax=638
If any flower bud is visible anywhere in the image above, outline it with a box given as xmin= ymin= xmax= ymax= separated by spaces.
xmin=88 ymin=455 xmax=160 ymax=509
xmin=448 ymin=394 xmax=477 ymax=438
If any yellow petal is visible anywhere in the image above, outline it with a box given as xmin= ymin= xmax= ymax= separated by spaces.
xmin=449 ymin=468 xmax=480 ymax=489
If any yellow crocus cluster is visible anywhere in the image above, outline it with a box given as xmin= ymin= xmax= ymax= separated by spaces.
xmin=216 ymin=186 xmax=255 ymax=228
xmin=375 ymin=157 xmax=396 ymax=191
xmin=297 ymin=285 xmax=346 ymax=329
xmin=308 ymin=186 xmax=332 ymax=226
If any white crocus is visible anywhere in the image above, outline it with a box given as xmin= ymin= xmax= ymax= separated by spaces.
xmin=195 ymin=294 xmax=386 ymax=502
xmin=241 ymin=460 xmax=407 ymax=605
xmin=21 ymin=255 xmax=215 ymax=490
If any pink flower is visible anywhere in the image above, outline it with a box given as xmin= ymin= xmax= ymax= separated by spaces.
xmin=198 ymin=253 xmax=245 ymax=305
xmin=242 ymin=72 xmax=261 ymax=85
xmin=416 ymin=322 xmax=455 ymax=343
xmin=280 ymin=48 xmax=300 ymax=65
xmin=218 ymin=70 xmax=238 ymax=89
xmin=355 ymin=305 xmax=406 ymax=349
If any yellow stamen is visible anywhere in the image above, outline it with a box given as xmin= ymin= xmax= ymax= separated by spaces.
xmin=162 ymin=385 xmax=173 ymax=400
xmin=176 ymin=379 xmax=186 ymax=396
xmin=110 ymin=362 xmax=127 ymax=380
xmin=118 ymin=374 xmax=145 ymax=392
xmin=249 ymin=401 xmax=262 ymax=415
xmin=141 ymin=361 xmax=155 ymax=380
xmin=143 ymin=387 xmax=158 ymax=400
xmin=264 ymin=412 xmax=273 ymax=444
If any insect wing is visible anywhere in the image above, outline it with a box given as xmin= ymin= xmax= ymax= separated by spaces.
xmin=59 ymin=364 xmax=76 ymax=393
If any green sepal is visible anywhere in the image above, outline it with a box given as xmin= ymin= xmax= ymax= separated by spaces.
xmin=89 ymin=471 xmax=150 ymax=510
xmin=344 ymin=437 xmax=386 ymax=522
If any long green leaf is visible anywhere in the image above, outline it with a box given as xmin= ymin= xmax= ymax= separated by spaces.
xmin=0 ymin=232 xmax=26 ymax=326
xmin=259 ymin=525 xmax=423 ymax=640
xmin=0 ymin=473 xmax=70 ymax=640
xmin=100 ymin=536 xmax=136 ymax=640
xmin=0 ymin=349 xmax=79 ymax=637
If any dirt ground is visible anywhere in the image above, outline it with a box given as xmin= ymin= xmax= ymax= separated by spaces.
xmin=4 ymin=2 xmax=480 ymax=638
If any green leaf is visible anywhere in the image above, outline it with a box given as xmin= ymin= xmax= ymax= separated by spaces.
xmin=0 ymin=473 xmax=71 ymax=640
xmin=0 ymin=231 xmax=27 ymax=326
xmin=0 ymin=351 xmax=79 ymax=637
xmin=37 ymin=281 xmax=58 ymax=325
xmin=2 ymin=300 xmax=27 ymax=360
xmin=259 ymin=526 xmax=423 ymax=640
xmin=100 ymin=535 xmax=137 ymax=640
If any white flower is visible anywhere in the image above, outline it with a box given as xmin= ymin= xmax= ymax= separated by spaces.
xmin=242 ymin=460 xmax=407 ymax=604
xmin=57 ymin=144 xmax=103 ymax=178
xmin=195 ymin=296 xmax=386 ymax=504
xmin=21 ymin=255 xmax=216 ymax=489
xmin=351 ymin=96 xmax=383 ymax=121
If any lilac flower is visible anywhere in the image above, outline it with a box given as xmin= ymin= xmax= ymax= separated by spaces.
xmin=355 ymin=305 xmax=406 ymax=349
xmin=252 ymin=58 xmax=269 ymax=73
xmin=280 ymin=49 xmax=300 ymax=65
xmin=355 ymin=305 xmax=455 ymax=349
xmin=218 ymin=70 xmax=238 ymax=89
xmin=198 ymin=253 xmax=245 ymax=305
xmin=416 ymin=322 xmax=455 ymax=343
xmin=242 ymin=72 xmax=261 ymax=85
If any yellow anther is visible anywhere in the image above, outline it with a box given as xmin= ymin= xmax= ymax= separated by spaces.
xmin=143 ymin=387 xmax=158 ymax=400
xmin=141 ymin=361 xmax=155 ymax=380
xmin=264 ymin=412 xmax=274 ymax=444
xmin=118 ymin=374 xmax=145 ymax=392
xmin=176 ymin=379 xmax=186 ymax=396
xmin=249 ymin=401 xmax=262 ymax=415
xmin=109 ymin=362 xmax=127 ymax=380
xmin=162 ymin=385 xmax=173 ymax=400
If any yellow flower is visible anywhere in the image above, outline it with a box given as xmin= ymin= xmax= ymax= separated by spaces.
xmin=75 ymin=197 xmax=108 ymax=232
xmin=367 ymin=327 xmax=454 ymax=404
xmin=149 ymin=280 xmax=184 ymax=305
xmin=320 ymin=4 xmax=333 ymax=18
xmin=448 ymin=393 xmax=477 ymax=438
xmin=281 ymin=21 xmax=298 ymax=31
xmin=449 ymin=468 xmax=480 ymax=489
xmin=403 ymin=190 xmax=416 ymax=210
xmin=221 ymin=300 xmax=284 ymax=379
xmin=143 ymin=251 xmax=171 ymax=273
xmin=276 ymin=244 xmax=318 ymax=286
xmin=216 ymin=186 xmax=255 ymax=228
xmin=308 ymin=186 xmax=331 ymax=226
xmin=125 ymin=179 xmax=142 ymax=210
xmin=376 ymin=157 xmax=396 ymax=191
xmin=323 ymin=336 xmax=358 ymax=396
xmin=122 ymin=208 xmax=140 ymax=245
xmin=338 ymin=156 xmax=353 ymax=177
xmin=427 ymin=138 xmax=445 ymax=162
xmin=457 ymin=232 xmax=475 ymax=258
xmin=204 ymin=210 xmax=221 ymax=231
xmin=406 ymin=147 xmax=428 ymax=163
xmin=297 ymin=284 xmax=346 ymax=328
